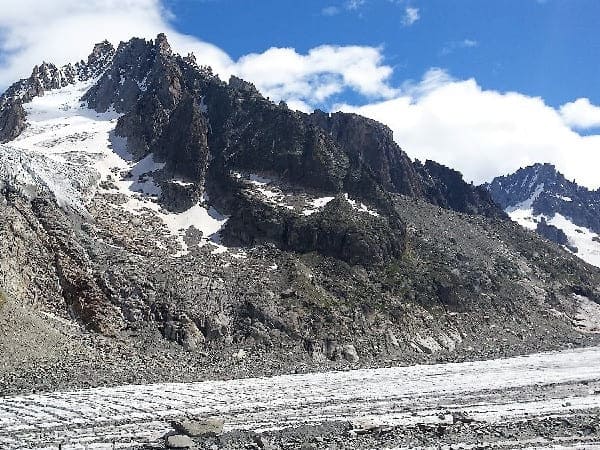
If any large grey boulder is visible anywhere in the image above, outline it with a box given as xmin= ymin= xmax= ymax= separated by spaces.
xmin=165 ymin=434 xmax=194 ymax=449
xmin=172 ymin=417 xmax=225 ymax=437
xmin=341 ymin=344 xmax=359 ymax=363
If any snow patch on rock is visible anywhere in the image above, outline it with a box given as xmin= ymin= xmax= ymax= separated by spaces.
xmin=344 ymin=193 xmax=380 ymax=217
xmin=159 ymin=202 xmax=228 ymax=257
xmin=506 ymin=183 xmax=545 ymax=230
xmin=302 ymin=196 xmax=335 ymax=216
xmin=547 ymin=213 xmax=600 ymax=267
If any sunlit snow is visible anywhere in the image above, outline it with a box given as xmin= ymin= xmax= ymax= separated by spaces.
xmin=505 ymin=183 xmax=545 ymax=230
xmin=1 ymin=81 xmax=229 ymax=257
xmin=547 ymin=213 xmax=600 ymax=267
xmin=506 ymin=184 xmax=600 ymax=267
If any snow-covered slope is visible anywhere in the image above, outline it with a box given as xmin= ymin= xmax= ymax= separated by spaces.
xmin=488 ymin=163 xmax=600 ymax=268
xmin=546 ymin=213 xmax=600 ymax=267
xmin=0 ymin=79 xmax=230 ymax=257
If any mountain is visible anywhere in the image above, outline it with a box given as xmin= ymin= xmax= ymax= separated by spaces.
xmin=1 ymin=34 xmax=599 ymax=394
xmin=487 ymin=163 xmax=600 ymax=267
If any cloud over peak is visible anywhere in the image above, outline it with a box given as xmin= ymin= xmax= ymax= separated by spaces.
xmin=0 ymin=0 xmax=397 ymax=111
xmin=338 ymin=70 xmax=600 ymax=189
xmin=0 ymin=0 xmax=233 ymax=88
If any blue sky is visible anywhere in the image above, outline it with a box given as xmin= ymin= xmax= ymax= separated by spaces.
xmin=163 ymin=0 xmax=600 ymax=108
xmin=1 ymin=0 xmax=599 ymax=187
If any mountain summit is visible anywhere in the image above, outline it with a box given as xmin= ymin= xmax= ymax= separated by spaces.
xmin=487 ymin=163 xmax=600 ymax=266
xmin=0 ymin=35 xmax=599 ymax=393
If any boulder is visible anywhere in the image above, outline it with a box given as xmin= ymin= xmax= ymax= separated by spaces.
xmin=341 ymin=344 xmax=359 ymax=363
xmin=172 ymin=417 xmax=225 ymax=437
xmin=165 ymin=434 xmax=194 ymax=449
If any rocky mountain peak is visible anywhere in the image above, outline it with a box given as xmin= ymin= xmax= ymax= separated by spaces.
xmin=83 ymin=34 xmax=200 ymax=116
xmin=487 ymin=163 xmax=600 ymax=266
xmin=0 ymin=39 xmax=116 ymax=143
xmin=80 ymin=40 xmax=116 ymax=80
xmin=487 ymin=163 xmax=597 ymax=218
xmin=155 ymin=32 xmax=173 ymax=56
xmin=2 ymin=33 xmax=507 ymax=262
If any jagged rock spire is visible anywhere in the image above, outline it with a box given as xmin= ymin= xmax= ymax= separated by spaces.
xmin=155 ymin=32 xmax=172 ymax=56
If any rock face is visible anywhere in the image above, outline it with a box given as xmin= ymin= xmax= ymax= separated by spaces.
xmin=222 ymin=194 xmax=405 ymax=265
xmin=536 ymin=218 xmax=576 ymax=252
xmin=1 ymin=34 xmax=600 ymax=394
xmin=0 ymin=101 xmax=26 ymax=143
xmin=418 ymin=160 xmax=503 ymax=218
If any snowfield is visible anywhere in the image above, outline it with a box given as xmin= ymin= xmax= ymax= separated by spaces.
xmin=0 ymin=81 xmax=230 ymax=257
xmin=1 ymin=346 xmax=600 ymax=449
xmin=506 ymin=183 xmax=600 ymax=268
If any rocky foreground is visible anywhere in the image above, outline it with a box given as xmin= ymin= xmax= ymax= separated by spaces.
xmin=1 ymin=345 xmax=600 ymax=449
xmin=2 ymin=193 xmax=600 ymax=396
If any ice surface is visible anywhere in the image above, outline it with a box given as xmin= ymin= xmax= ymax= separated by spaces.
xmin=0 ymin=145 xmax=99 ymax=211
xmin=1 ymin=346 xmax=600 ymax=449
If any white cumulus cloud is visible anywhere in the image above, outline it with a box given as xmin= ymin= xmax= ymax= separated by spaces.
xmin=559 ymin=98 xmax=600 ymax=130
xmin=235 ymin=45 xmax=397 ymax=110
xmin=0 ymin=0 xmax=397 ymax=111
xmin=337 ymin=70 xmax=600 ymax=189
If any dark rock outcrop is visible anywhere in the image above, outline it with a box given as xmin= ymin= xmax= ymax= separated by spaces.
xmin=417 ymin=160 xmax=504 ymax=218
xmin=222 ymin=194 xmax=405 ymax=265
xmin=309 ymin=111 xmax=422 ymax=196
xmin=0 ymin=101 xmax=26 ymax=143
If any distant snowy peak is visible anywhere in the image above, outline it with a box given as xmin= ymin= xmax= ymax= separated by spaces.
xmin=487 ymin=163 xmax=600 ymax=267
xmin=487 ymin=163 xmax=558 ymax=207
xmin=0 ymin=41 xmax=115 ymax=109
xmin=0 ymin=40 xmax=115 ymax=143
xmin=488 ymin=163 xmax=600 ymax=234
